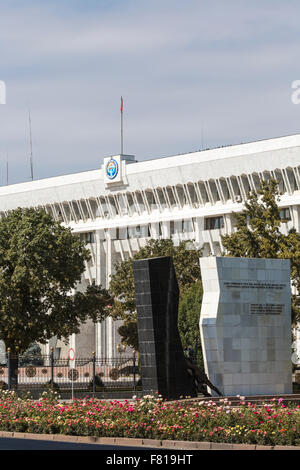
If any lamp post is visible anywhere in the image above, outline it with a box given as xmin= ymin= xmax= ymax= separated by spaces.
xmin=92 ymin=351 xmax=96 ymax=398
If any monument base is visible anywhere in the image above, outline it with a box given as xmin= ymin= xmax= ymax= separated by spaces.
xmin=199 ymin=257 xmax=293 ymax=396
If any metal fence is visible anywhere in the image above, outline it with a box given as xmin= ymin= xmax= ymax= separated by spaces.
xmin=0 ymin=351 xmax=141 ymax=398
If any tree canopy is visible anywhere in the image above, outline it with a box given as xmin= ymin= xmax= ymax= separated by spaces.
xmin=178 ymin=281 xmax=204 ymax=369
xmin=109 ymin=238 xmax=202 ymax=350
xmin=0 ymin=208 xmax=111 ymax=354
xmin=222 ymin=178 xmax=300 ymax=324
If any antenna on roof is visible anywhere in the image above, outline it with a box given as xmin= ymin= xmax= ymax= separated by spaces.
xmin=28 ymin=109 xmax=34 ymax=181
xmin=6 ymin=153 xmax=8 ymax=185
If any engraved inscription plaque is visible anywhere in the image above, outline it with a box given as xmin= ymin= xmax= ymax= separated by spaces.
xmin=250 ymin=304 xmax=284 ymax=315
xmin=199 ymin=257 xmax=292 ymax=396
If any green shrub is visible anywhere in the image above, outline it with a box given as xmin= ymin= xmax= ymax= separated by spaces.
xmin=0 ymin=393 xmax=299 ymax=446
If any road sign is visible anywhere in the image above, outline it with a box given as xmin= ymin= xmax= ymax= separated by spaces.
xmin=68 ymin=348 xmax=75 ymax=368
xmin=68 ymin=347 xmax=76 ymax=400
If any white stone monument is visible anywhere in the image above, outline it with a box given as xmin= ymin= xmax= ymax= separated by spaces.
xmin=199 ymin=257 xmax=293 ymax=396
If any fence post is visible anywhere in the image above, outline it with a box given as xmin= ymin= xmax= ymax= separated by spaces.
xmin=92 ymin=351 xmax=96 ymax=398
xmin=7 ymin=348 xmax=11 ymax=391
xmin=50 ymin=347 xmax=54 ymax=388
xmin=133 ymin=352 xmax=136 ymax=394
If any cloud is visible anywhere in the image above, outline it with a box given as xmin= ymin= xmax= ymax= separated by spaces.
xmin=0 ymin=0 xmax=300 ymax=185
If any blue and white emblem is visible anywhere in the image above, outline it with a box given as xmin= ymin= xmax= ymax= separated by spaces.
xmin=106 ymin=158 xmax=119 ymax=180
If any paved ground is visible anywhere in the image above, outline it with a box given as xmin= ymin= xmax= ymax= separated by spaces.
xmin=0 ymin=437 xmax=151 ymax=450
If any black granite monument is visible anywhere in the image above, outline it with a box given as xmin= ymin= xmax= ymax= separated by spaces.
xmin=133 ymin=256 xmax=197 ymax=399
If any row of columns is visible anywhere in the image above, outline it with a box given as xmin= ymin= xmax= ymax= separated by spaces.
xmin=22 ymin=167 xmax=299 ymax=227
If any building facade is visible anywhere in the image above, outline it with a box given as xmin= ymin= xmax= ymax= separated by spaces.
xmin=0 ymin=134 xmax=300 ymax=358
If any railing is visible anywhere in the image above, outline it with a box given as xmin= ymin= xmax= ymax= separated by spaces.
xmin=0 ymin=351 xmax=140 ymax=398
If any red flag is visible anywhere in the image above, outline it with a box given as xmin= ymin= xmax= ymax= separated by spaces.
xmin=120 ymin=96 xmax=123 ymax=113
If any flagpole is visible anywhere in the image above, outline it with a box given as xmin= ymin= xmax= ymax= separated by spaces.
xmin=28 ymin=110 xmax=34 ymax=181
xmin=120 ymin=96 xmax=123 ymax=155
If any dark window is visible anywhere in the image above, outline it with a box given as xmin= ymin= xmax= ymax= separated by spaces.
xmin=135 ymin=225 xmax=141 ymax=238
xmin=204 ymin=216 xmax=224 ymax=230
xmin=80 ymin=232 xmax=95 ymax=243
xmin=170 ymin=221 xmax=175 ymax=235
xmin=159 ymin=223 xmax=163 ymax=237
xmin=279 ymin=208 xmax=291 ymax=221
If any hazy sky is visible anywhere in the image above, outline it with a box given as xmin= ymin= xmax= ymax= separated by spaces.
xmin=0 ymin=0 xmax=300 ymax=184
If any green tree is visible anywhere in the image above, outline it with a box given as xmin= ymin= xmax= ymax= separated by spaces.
xmin=19 ymin=342 xmax=43 ymax=366
xmin=109 ymin=238 xmax=202 ymax=350
xmin=178 ymin=281 xmax=204 ymax=369
xmin=0 ymin=208 xmax=112 ymax=357
xmin=222 ymin=178 xmax=300 ymax=324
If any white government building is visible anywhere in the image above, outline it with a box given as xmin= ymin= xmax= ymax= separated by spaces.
xmin=1 ymin=133 xmax=300 ymax=359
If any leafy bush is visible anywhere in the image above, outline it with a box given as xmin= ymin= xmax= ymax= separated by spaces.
xmin=89 ymin=374 xmax=105 ymax=390
xmin=178 ymin=281 xmax=204 ymax=369
xmin=19 ymin=343 xmax=44 ymax=367
xmin=0 ymin=393 xmax=299 ymax=445
xmin=0 ymin=380 xmax=7 ymax=390
xmin=42 ymin=381 xmax=61 ymax=402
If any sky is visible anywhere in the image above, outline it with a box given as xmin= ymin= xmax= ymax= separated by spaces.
xmin=0 ymin=0 xmax=300 ymax=185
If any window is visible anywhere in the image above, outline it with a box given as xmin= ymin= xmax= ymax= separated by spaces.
xmin=135 ymin=225 xmax=141 ymax=237
xmin=182 ymin=219 xmax=194 ymax=233
xmin=159 ymin=223 xmax=163 ymax=237
xmin=170 ymin=221 xmax=175 ymax=236
xmin=80 ymin=232 xmax=95 ymax=243
xmin=204 ymin=216 xmax=224 ymax=230
xmin=116 ymin=227 xmax=128 ymax=240
xmin=279 ymin=208 xmax=291 ymax=221
xmin=127 ymin=225 xmax=150 ymax=239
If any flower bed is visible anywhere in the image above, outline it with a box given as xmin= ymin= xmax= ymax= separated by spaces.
xmin=0 ymin=391 xmax=299 ymax=446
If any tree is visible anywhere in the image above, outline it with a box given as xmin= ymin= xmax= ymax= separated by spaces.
xmin=0 ymin=208 xmax=111 ymax=384
xmin=19 ymin=342 xmax=43 ymax=366
xmin=222 ymin=178 xmax=300 ymax=324
xmin=109 ymin=238 xmax=202 ymax=350
xmin=178 ymin=281 xmax=204 ymax=369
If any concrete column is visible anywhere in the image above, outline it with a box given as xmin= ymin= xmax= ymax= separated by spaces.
xmin=174 ymin=220 xmax=183 ymax=242
xmin=224 ymin=213 xmax=232 ymax=234
xmin=161 ymin=221 xmax=169 ymax=238
xmin=70 ymin=333 xmax=76 ymax=351
xmin=95 ymin=230 xmax=104 ymax=357
xmin=106 ymin=230 xmax=112 ymax=289
xmin=106 ymin=229 xmax=114 ymax=358
xmin=194 ymin=217 xmax=204 ymax=244
xmin=150 ymin=222 xmax=160 ymax=238
xmin=291 ymin=205 xmax=300 ymax=232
